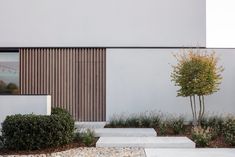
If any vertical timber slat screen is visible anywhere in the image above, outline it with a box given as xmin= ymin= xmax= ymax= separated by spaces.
xmin=19 ymin=48 xmax=106 ymax=121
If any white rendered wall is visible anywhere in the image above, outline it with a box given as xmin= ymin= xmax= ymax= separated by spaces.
xmin=106 ymin=49 xmax=235 ymax=120
xmin=0 ymin=95 xmax=51 ymax=123
xmin=0 ymin=0 xmax=205 ymax=47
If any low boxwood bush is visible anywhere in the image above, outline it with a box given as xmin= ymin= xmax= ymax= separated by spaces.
xmin=1 ymin=108 xmax=74 ymax=150
xmin=222 ymin=117 xmax=235 ymax=146
xmin=51 ymin=107 xmax=71 ymax=117
xmin=51 ymin=107 xmax=75 ymax=135
xmin=191 ymin=126 xmax=212 ymax=147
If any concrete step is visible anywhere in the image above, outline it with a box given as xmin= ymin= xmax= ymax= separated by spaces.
xmin=94 ymin=128 xmax=157 ymax=137
xmin=96 ymin=137 xmax=195 ymax=148
xmin=145 ymin=149 xmax=235 ymax=157
xmin=75 ymin=122 xmax=106 ymax=129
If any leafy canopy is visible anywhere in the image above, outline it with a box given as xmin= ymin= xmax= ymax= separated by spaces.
xmin=171 ymin=49 xmax=223 ymax=97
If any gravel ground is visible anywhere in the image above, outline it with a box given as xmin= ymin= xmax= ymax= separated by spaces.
xmin=1 ymin=147 xmax=146 ymax=157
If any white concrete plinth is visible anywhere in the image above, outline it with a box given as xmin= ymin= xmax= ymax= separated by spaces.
xmin=145 ymin=148 xmax=235 ymax=157
xmin=75 ymin=122 xmax=106 ymax=129
xmin=0 ymin=95 xmax=51 ymax=124
xmin=94 ymin=128 xmax=157 ymax=137
xmin=96 ymin=137 xmax=195 ymax=148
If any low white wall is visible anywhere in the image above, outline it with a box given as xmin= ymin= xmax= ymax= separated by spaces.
xmin=0 ymin=95 xmax=51 ymax=123
xmin=106 ymin=49 xmax=235 ymax=120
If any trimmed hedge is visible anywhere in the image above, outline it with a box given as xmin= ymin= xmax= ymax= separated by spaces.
xmin=1 ymin=108 xmax=74 ymax=150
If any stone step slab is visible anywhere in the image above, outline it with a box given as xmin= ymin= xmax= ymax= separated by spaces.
xmin=75 ymin=122 xmax=106 ymax=129
xmin=94 ymin=128 xmax=157 ymax=137
xmin=96 ymin=137 xmax=195 ymax=148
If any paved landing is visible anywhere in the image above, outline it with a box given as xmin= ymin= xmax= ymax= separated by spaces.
xmin=145 ymin=148 xmax=235 ymax=157
xmin=96 ymin=137 xmax=195 ymax=148
xmin=94 ymin=128 xmax=157 ymax=137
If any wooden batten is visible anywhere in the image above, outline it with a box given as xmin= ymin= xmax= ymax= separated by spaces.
xmin=19 ymin=48 xmax=106 ymax=121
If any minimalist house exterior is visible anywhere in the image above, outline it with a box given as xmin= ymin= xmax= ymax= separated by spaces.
xmin=0 ymin=0 xmax=235 ymax=121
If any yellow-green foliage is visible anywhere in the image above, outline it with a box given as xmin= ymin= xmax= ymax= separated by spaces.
xmin=171 ymin=49 xmax=223 ymax=125
xmin=171 ymin=49 xmax=223 ymax=97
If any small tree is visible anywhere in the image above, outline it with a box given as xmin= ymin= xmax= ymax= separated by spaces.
xmin=171 ymin=49 xmax=223 ymax=126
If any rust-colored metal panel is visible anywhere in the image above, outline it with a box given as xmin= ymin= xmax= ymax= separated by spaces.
xmin=19 ymin=48 xmax=106 ymax=121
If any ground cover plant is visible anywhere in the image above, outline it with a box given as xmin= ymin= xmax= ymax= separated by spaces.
xmin=191 ymin=126 xmax=212 ymax=147
xmin=222 ymin=117 xmax=235 ymax=146
xmin=158 ymin=121 xmax=168 ymax=135
xmin=169 ymin=116 xmax=185 ymax=135
xmin=201 ymin=115 xmax=224 ymax=138
xmin=108 ymin=112 xmax=162 ymax=128
xmin=75 ymin=129 xmax=96 ymax=147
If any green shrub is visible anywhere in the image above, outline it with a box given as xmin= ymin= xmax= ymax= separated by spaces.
xmin=149 ymin=115 xmax=161 ymax=128
xmin=125 ymin=117 xmax=139 ymax=127
xmin=1 ymin=108 xmax=74 ymax=150
xmin=138 ymin=115 xmax=152 ymax=127
xmin=222 ymin=117 xmax=235 ymax=146
xmin=0 ymin=135 xmax=3 ymax=149
xmin=109 ymin=117 xmax=126 ymax=127
xmin=191 ymin=126 xmax=212 ymax=147
xmin=201 ymin=116 xmax=224 ymax=138
xmin=158 ymin=122 xmax=168 ymax=135
xmin=51 ymin=107 xmax=71 ymax=116
xmin=170 ymin=117 xmax=185 ymax=135
xmin=75 ymin=129 xmax=95 ymax=147
xmin=51 ymin=107 xmax=74 ymax=132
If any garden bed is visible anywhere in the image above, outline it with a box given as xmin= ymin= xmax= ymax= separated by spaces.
xmin=105 ymin=114 xmax=235 ymax=148
xmin=105 ymin=124 xmax=233 ymax=148
xmin=155 ymin=125 xmax=231 ymax=148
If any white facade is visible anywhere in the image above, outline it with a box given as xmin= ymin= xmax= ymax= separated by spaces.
xmin=0 ymin=95 xmax=51 ymax=123
xmin=0 ymin=0 xmax=234 ymax=121
xmin=106 ymin=49 xmax=235 ymax=120
xmin=0 ymin=0 xmax=205 ymax=47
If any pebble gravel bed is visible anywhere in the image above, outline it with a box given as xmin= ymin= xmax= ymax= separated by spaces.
xmin=0 ymin=147 xmax=146 ymax=157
